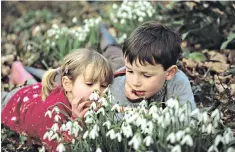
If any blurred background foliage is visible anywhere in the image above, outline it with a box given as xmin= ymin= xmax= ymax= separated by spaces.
xmin=2 ymin=1 xmax=235 ymax=68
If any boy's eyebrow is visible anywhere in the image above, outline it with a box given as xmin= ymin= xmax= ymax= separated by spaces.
xmin=125 ymin=65 xmax=132 ymax=69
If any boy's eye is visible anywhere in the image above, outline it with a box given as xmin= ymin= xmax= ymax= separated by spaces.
xmin=126 ymin=70 xmax=133 ymax=73
xmin=143 ymin=74 xmax=151 ymax=78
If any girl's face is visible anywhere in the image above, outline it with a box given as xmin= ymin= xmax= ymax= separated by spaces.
xmin=124 ymin=58 xmax=176 ymax=100
xmin=63 ymin=65 xmax=109 ymax=103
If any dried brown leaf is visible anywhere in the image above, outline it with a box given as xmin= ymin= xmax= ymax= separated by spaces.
xmin=204 ymin=62 xmax=229 ymax=73
xmin=207 ymin=51 xmax=227 ymax=63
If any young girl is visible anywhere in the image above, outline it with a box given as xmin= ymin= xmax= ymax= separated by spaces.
xmin=1 ymin=48 xmax=113 ymax=151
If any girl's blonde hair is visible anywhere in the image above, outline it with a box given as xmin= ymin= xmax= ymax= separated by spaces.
xmin=41 ymin=48 xmax=113 ymax=100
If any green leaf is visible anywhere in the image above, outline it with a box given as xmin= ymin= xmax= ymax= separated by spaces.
xmin=220 ymin=32 xmax=235 ymax=49
xmin=182 ymin=32 xmax=188 ymax=40
xmin=188 ymin=52 xmax=207 ymax=62
xmin=20 ymin=135 xmax=27 ymax=143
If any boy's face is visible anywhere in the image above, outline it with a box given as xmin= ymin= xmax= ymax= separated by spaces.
xmin=125 ymin=58 xmax=170 ymax=101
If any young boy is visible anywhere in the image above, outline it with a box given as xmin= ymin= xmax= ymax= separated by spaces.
xmin=101 ymin=21 xmax=196 ymax=110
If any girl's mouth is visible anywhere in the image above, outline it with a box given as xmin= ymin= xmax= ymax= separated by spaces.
xmin=132 ymin=90 xmax=145 ymax=96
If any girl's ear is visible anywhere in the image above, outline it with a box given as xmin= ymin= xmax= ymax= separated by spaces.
xmin=166 ymin=65 xmax=178 ymax=80
xmin=62 ymin=76 xmax=73 ymax=92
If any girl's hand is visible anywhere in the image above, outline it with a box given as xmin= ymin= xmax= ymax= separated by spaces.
xmin=71 ymin=97 xmax=92 ymax=120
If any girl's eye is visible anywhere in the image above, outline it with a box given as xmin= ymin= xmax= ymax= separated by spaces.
xmin=143 ymin=74 xmax=151 ymax=78
xmin=101 ymin=85 xmax=108 ymax=88
xmin=86 ymin=83 xmax=93 ymax=86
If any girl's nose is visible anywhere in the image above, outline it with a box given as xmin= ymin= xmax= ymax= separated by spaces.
xmin=92 ymin=84 xmax=101 ymax=92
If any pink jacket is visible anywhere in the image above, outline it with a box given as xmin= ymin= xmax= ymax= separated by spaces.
xmin=1 ymin=83 xmax=74 ymax=151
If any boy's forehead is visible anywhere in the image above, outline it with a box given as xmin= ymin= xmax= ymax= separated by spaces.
xmin=125 ymin=58 xmax=164 ymax=72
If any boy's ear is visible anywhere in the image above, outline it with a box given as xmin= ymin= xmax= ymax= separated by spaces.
xmin=166 ymin=65 xmax=178 ymax=80
xmin=62 ymin=76 xmax=73 ymax=92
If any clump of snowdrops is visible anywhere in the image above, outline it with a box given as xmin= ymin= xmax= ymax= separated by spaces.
xmin=42 ymin=17 xmax=102 ymax=60
xmin=109 ymin=0 xmax=156 ymax=43
xmin=42 ymin=88 xmax=235 ymax=152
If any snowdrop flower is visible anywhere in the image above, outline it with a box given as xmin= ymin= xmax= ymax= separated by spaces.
xmin=208 ymin=145 xmax=219 ymax=152
xmin=51 ymin=123 xmax=59 ymax=132
xmin=180 ymin=134 xmax=193 ymax=146
xmin=89 ymin=92 xmax=100 ymax=101
xmin=149 ymin=105 xmax=160 ymax=119
xmin=224 ymin=130 xmax=233 ymax=144
xmin=43 ymin=131 xmax=50 ymax=140
xmin=142 ymin=121 xmax=154 ymax=135
xmin=51 ymin=42 xmax=56 ymax=47
xmin=190 ymin=108 xmax=200 ymax=119
xmin=166 ymin=98 xmax=179 ymax=109
xmin=189 ymin=119 xmax=197 ymax=127
xmin=106 ymin=129 xmax=116 ymax=140
xmin=103 ymin=120 xmax=111 ymax=129
xmin=85 ymin=116 xmax=94 ymax=124
xmin=139 ymin=99 xmax=148 ymax=108
xmin=98 ymin=97 xmax=108 ymax=105
xmin=112 ymin=3 xmax=118 ymax=9
xmin=72 ymin=17 xmax=77 ymax=23
xmin=121 ymin=122 xmax=133 ymax=138
xmin=116 ymin=132 xmax=122 ymax=142
xmin=96 ymin=107 xmax=105 ymax=116
xmin=52 ymin=24 xmax=59 ymax=29
xmin=56 ymin=143 xmax=66 ymax=152
xmin=65 ymin=121 xmax=72 ymax=131
xmin=211 ymin=109 xmax=220 ymax=122
xmin=176 ymin=130 xmax=185 ymax=141
xmin=90 ymin=102 xmax=97 ymax=110
xmin=89 ymin=124 xmax=99 ymax=139
xmin=171 ymin=145 xmax=181 ymax=152
xmin=120 ymin=19 xmax=126 ymax=24
xmin=214 ymin=134 xmax=224 ymax=146
xmin=111 ymin=104 xmax=121 ymax=112
xmin=84 ymin=110 xmax=94 ymax=118
xmin=52 ymin=106 xmax=60 ymax=114
xmin=227 ymin=147 xmax=235 ymax=152
xmin=60 ymin=124 xmax=66 ymax=132
xmin=179 ymin=113 xmax=185 ymax=122
xmin=128 ymin=134 xmax=142 ymax=150
xmin=38 ymin=146 xmax=46 ymax=152
xmin=83 ymin=130 xmax=89 ymax=139
xmin=96 ymin=147 xmax=102 ymax=152
xmin=136 ymin=117 xmax=147 ymax=127
xmin=201 ymin=124 xmax=207 ymax=133
xmin=202 ymin=112 xmax=210 ymax=124
xmin=50 ymin=133 xmax=59 ymax=141
xmin=143 ymin=135 xmax=153 ymax=146
xmin=163 ymin=112 xmax=171 ymax=127
xmin=207 ymin=123 xmax=214 ymax=134
xmin=166 ymin=132 xmax=176 ymax=144
xmin=54 ymin=115 xmax=61 ymax=122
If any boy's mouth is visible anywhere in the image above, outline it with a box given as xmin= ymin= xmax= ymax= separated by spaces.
xmin=132 ymin=90 xmax=145 ymax=96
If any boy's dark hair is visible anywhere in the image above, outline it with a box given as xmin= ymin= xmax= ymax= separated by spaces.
xmin=123 ymin=21 xmax=182 ymax=70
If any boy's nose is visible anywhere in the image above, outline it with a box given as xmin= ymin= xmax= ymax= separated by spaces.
xmin=132 ymin=75 xmax=141 ymax=87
